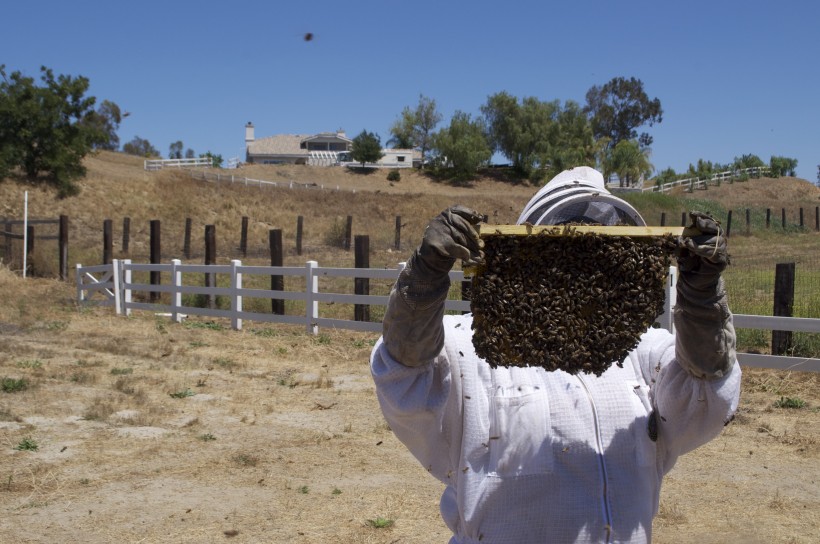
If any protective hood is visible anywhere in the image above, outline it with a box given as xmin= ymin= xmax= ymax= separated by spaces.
xmin=516 ymin=166 xmax=646 ymax=226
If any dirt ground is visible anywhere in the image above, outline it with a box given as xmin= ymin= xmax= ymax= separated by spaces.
xmin=0 ymin=270 xmax=818 ymax=544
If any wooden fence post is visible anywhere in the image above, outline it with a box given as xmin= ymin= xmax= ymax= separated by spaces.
xmin=660 ymin=212 xmax=666 ymax=227
xmin=394 ymin=215 xmax=402 ymax=250
xmin=240 ymin=216 xmax=249 ymax=257
xmin=103 ymin=219 xmax=113 ymax=265
xmin=270 ymin=229 xmax=284 ymax=315
xmin=799 ymin=208 xmax=804 ymax=229
xmin=296 ymin=215 xmax=303 ymax=256
xmin=344 ymin=216 xmax=353 ymax=251
xmin=122 ymin=217 xmax=130 ymax=254
xmin=150 ymin=220 xmax=161 ymax=302
xmin=766 ymin=208 xmax=771 ymax=229
xmin=26 ymin=225 xmax=34 ymax=276
xmin=354 ymin=235 xmax=370 ymax=322
xmin=725 ymin=210 xmax=732 ymax=238
xmin=772 ymin=262 xmax=795 ymax=356
xmin=184 ymin=218 xmax=192 ymax=259
xmin=816 ymin=206 xmax=819 ymax=231
xmin=745 ymin=209 xmax=751 ymax=236
xmin=59 ymin=215 xmax=68 ymax=281
xmin=205 ymin=224 xmax=216 ymax=309
xmin=781 ymin=208 xmax=786 ymax=229
xmin=681 ymin=212 xmax=687 ymax=227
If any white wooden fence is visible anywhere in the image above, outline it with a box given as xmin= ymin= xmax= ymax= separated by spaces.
xmin=144 ymin=157 xmax=214 ymax=171
xmin=76 ymin=259 xmax=820 ymax=372
xmin=645 ymin=167 xmax=771 ymax=193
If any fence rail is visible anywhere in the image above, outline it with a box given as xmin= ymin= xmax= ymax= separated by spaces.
xmin=144 ymin=157 xmax=214 ymax=171
xmin=644 ymin=167 xmax=771 ymax=193
xmin=76 ymin=259 xmax=820 ymax=372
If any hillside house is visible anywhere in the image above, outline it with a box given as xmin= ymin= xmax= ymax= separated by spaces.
xmin=244 ymin=122 xmax=420 ymax=168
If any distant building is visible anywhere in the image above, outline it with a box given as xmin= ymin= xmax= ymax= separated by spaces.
xmin=244 ymin=122 xmax=419 ymax=168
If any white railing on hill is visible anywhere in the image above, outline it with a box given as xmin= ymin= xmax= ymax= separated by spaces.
xmin=144 ymin=157 xmax=214 ymax=171
xmin=189 ymin=169 xmax=356 ymax=192
xmin=76 ymin=259 xmax=820 ymax=372
xmin=644 ymin=167 xmax=771 ymax=193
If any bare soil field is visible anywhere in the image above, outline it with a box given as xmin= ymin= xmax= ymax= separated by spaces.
xmin=1 ymin=154 xmax=819 ymax=543
xmin=0 ymin=269 xmax=818 ymax=544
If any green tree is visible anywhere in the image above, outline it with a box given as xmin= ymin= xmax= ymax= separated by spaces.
xmin=0 ymin=65 xmax=107 ymax=196
xmin=769 ymin=156 xmax=798 ymax=177
xmin=482 ymin=92 xmax=558 ymax=179
xmin=84 ymin=99 xmax=123 ymax=151
xmin=389 ymin=94 xmax=442 ymax=167
xmin=123 ymin=136 xmax=159 ymax=157
xmin=350 ymin=130 xmax=384 ymax=167
xmin=584 ymin=77 xmax=662 ymax=149
xmin=169 ymin=141 xmax=184 ymax=159
xmin=604 ymin=139 xmax=653 ymax=187
xmin=431 ymin=111 xmax=491 ymax=180
xmin=184 ymin=148 xmax=195 ymax=159
xmin=542 ymin=100 xmax=597 ymax=179
xmin=200 ymin=151 xmax=223 ymax=168
xmin=732 ymin=153 xmax=765 ymax=170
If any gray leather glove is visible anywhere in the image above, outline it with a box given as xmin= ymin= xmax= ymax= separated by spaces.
xmin=383 ymin=206 xmax=484 ymax=367
xmin=673 ymin=211 xmax=736 ymax=379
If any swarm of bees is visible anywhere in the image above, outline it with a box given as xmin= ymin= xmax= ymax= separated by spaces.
xmin=470 ymin=230 xmax=677 ymax=376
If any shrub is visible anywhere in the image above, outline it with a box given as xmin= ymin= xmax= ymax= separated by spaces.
xmin=386 ymin=169 xmax=401 ymax=182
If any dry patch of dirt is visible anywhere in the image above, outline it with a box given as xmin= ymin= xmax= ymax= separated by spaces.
xmin=0 ymin=270 xmax=818 ymax=543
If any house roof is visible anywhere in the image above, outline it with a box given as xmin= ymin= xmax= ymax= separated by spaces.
xmin=247 ymin=134 xmax=310 ymax=157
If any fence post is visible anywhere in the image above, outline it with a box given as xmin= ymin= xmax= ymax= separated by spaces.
xmin=150 ymin=220 xmax=161 ymax=302
xmin=394 ymin=216 xmax=402 ymax=250
xmin=354 ymin=235 xmax=370 ymax=322
xmin=781 ymin=208 xmax=786 ymax=230
xmin=681 ymin=212 xmax=687 ymax=227
xmin=205 ymin=224 xmax=216 ymax=309
xmin=305 ymin=260 xmax=318 ymax=335
xmin=112 ymin=259 xmax=121 ymax=316
xmin=772 ymin=262 xmax=795 ymax=356
xmin=3 ymin=219 xmax=10 ymax=264
xmin=240 ymin=216 xmax=248 ymax=257
xmin=766 ymin=208 xmax=771 ymax=229
xmin=270 ymin=229 xmax=284 ymax=315
xmin=171 ymin=259 xmax=182 ymax=323
xmin=59 ymin=215 xmax=69 ymax=281
xmin=725 ymin=210 xmax=732 ymax=238
xmin=745 ymin=209 xmax=751 ymax=236
xmin=816 ymin=206 xmax=819 ymax=231
xmin=799 ymin=208 xmax=804 ymax=229
xmin=660 ymin=212 xmax=666 ymax=227
xmin=26 ymin=225 xmax=34 ymax=276
xmin=184 ymin=218 xmax=192 ymax=259
xmin=122 ymin=259 xmax=132 ymax=316
xmin=231 ymin=259 xmax=242 ymax=331
xmin=76 ymin=263 xmax=84 ymax=302
xmin=296 ymin=215 xmax=303 ymax=256
xmin=103 ymin=219 xmax=113 ymax=265
xmin=122 ymin=217 xmax=130 ymax=254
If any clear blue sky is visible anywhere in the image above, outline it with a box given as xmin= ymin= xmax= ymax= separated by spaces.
xmin=3 ymin=0 xmax=818 ymax=182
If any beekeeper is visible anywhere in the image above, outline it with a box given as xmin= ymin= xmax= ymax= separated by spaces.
xmin=370 ymin=166 xmax=741 ymax=543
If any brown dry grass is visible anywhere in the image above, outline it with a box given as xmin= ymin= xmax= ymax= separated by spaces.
xmin=1 ymin=154 xmax=819 ymax=543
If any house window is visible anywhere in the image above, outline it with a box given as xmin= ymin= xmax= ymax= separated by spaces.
xmin=397 ymin=156 xmax=406 ymax=162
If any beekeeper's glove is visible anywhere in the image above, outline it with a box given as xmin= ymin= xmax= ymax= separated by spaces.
xmin=673 ymin=211 xmax=736 ymax=379
xmin=383 ymin=206 xmax=484 ymax=367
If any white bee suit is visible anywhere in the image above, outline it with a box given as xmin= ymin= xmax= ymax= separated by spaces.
xmin=371 ymin=313 xmax=740 ymax=543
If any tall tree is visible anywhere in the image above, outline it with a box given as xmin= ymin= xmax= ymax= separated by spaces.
xmin=350 ymin=130 xmax=384 ymax=167
xmin=604 ymin=139 xmax=653 ymax=187
xmin=169 ymin=140 xmax=184 ymax=159
xmin=123 ymin=136 xmax=159 ymax=157
xmin=0 ymin=65 xmax=106 ymax=196
xmin=431 ymin=111 xmax=491 ymax=180
xmin=584 ymin=77 xmax=662 ymax=149
xmin=84 ymin=99 xmax=123 ymax=151
xmin=389 ymin=94 xmax=442 ymax=167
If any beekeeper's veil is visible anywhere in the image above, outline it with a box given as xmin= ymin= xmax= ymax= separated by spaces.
xmin=516 ymin=166 xmax=646 ymax=226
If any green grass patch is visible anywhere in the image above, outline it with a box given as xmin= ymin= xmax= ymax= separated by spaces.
xmin=2 ymin=377 xmax=28 ymax=393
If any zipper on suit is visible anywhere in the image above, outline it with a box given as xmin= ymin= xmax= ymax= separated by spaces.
xmin=577 ymin=374 xmax=613 ymax=543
